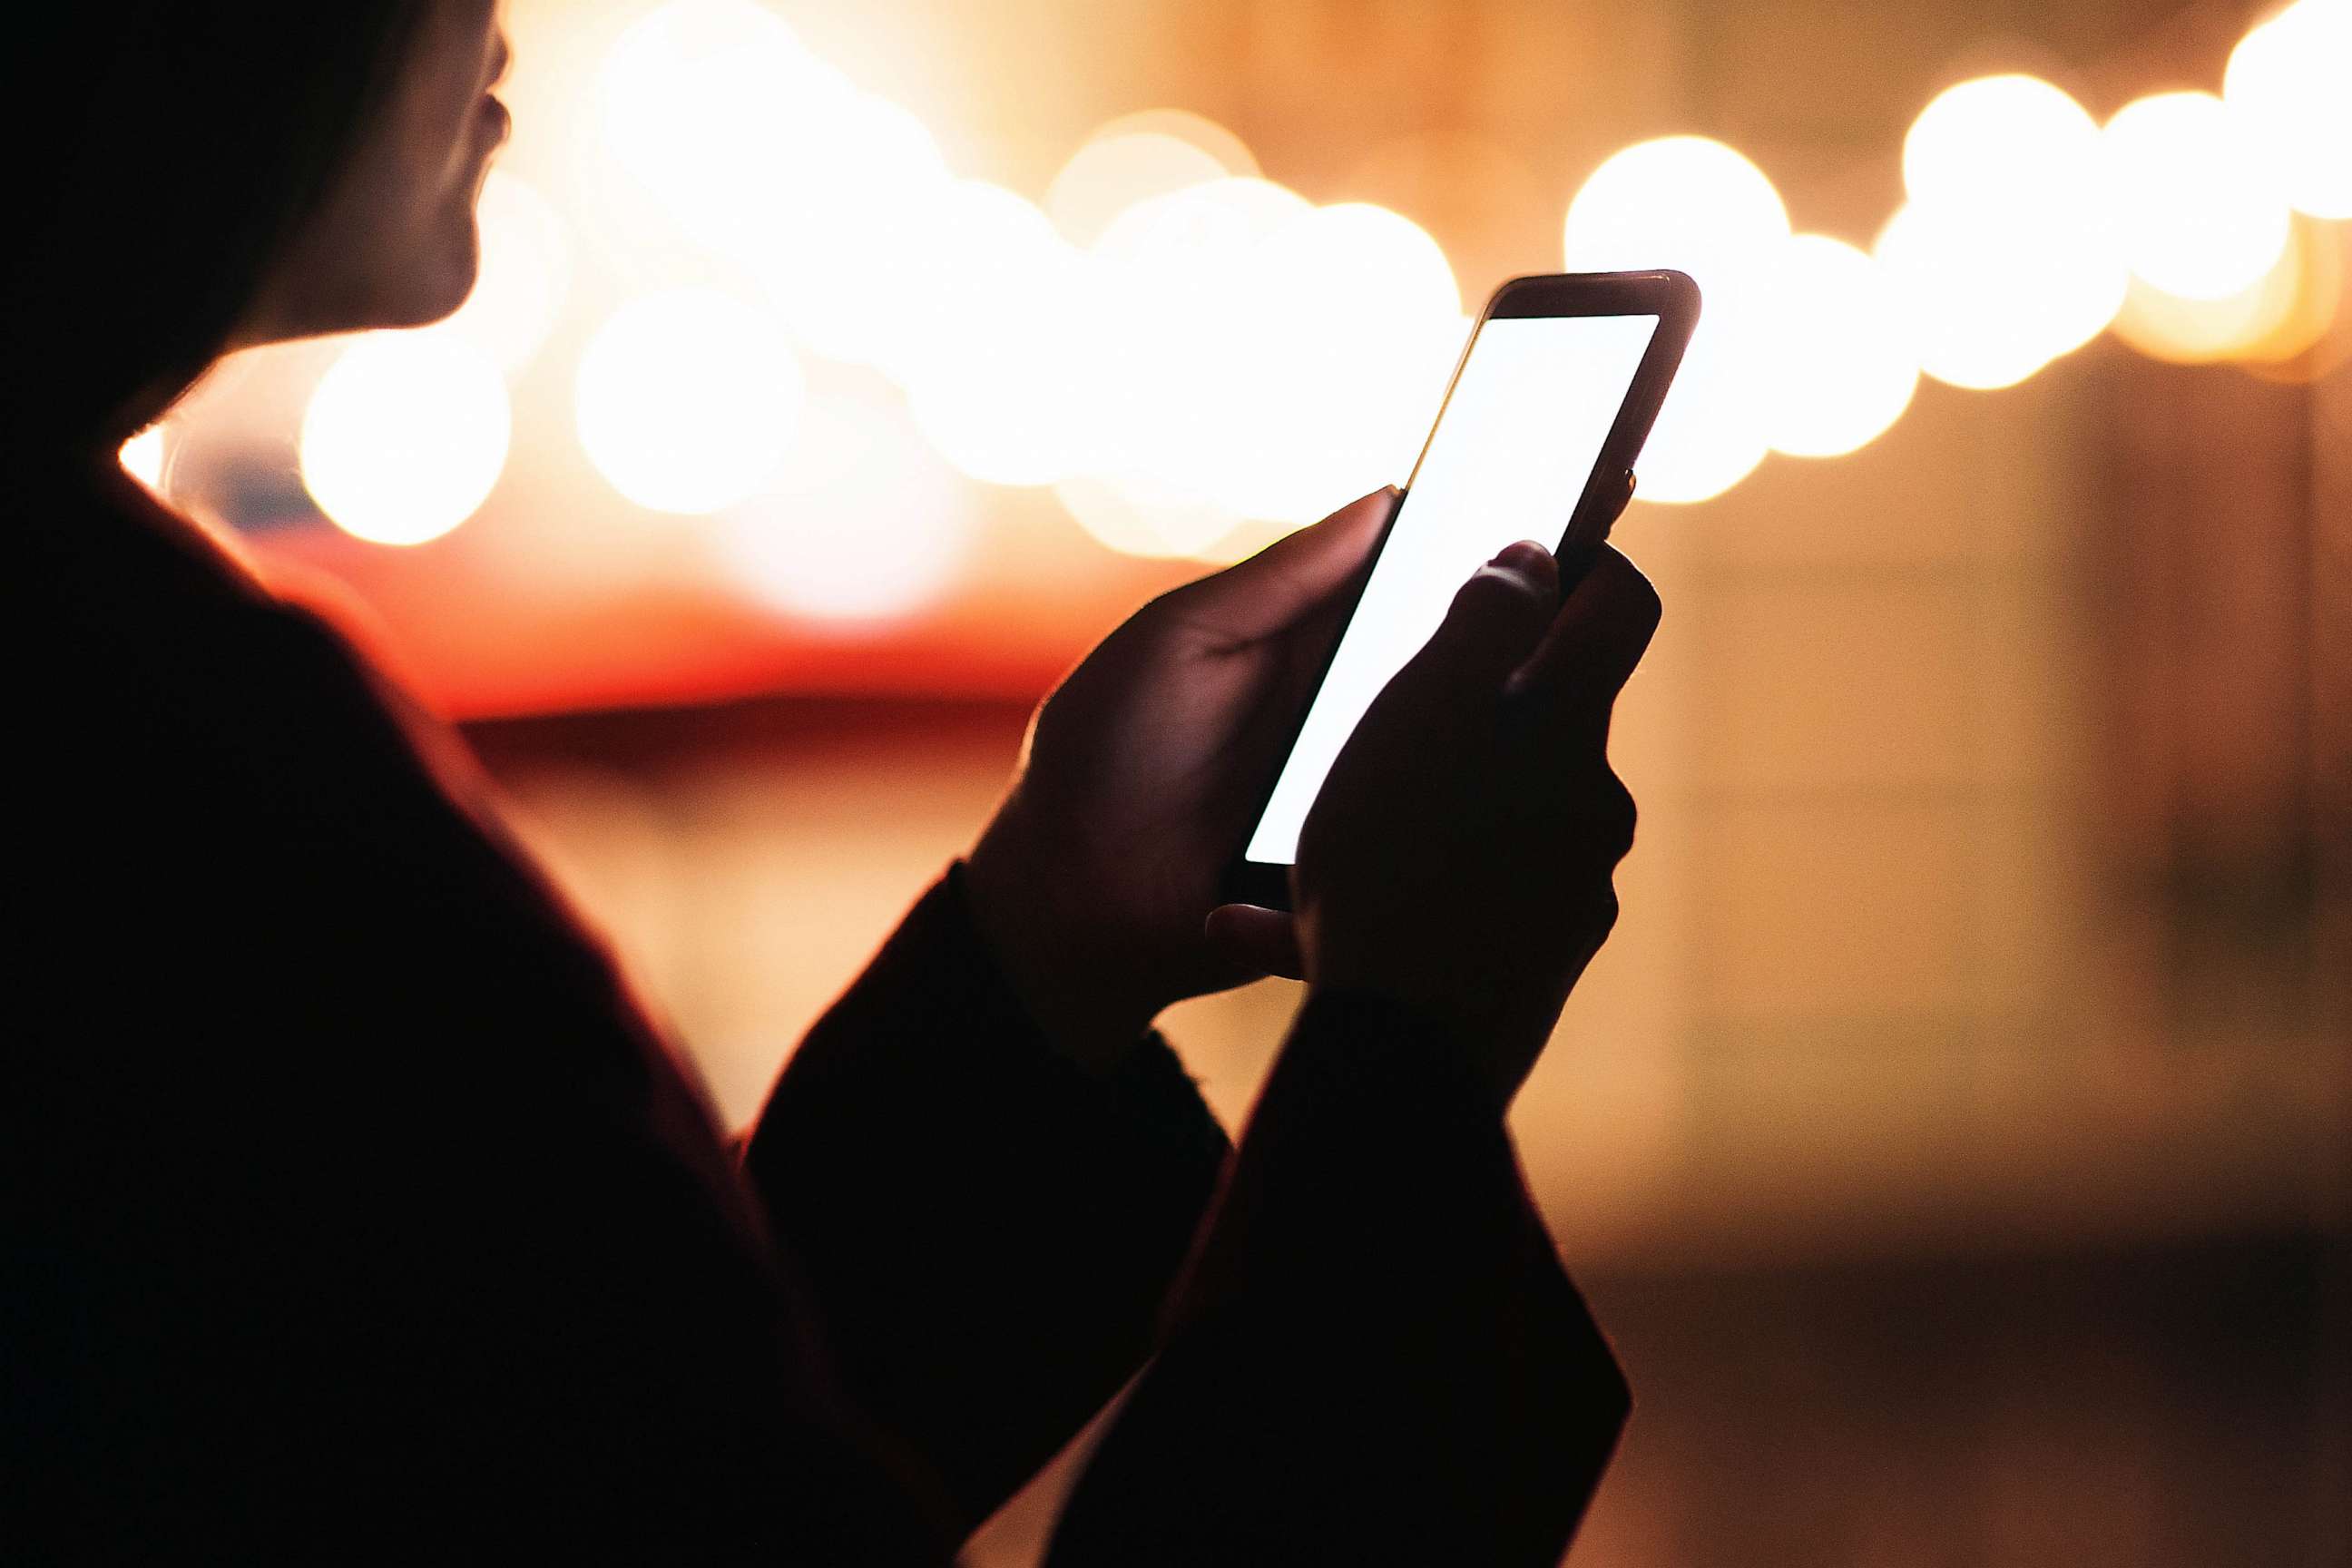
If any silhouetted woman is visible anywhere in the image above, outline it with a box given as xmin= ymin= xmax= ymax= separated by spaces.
xmin=9 ymin=5 xmax=1660 ymax=1561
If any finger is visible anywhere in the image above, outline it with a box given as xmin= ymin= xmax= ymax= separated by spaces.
xmin=1204 ymin=904 xmax=1306 ymax=981
xmin=1515 ymin=544 xmax=1661 ymax=725
xmin=1159 ymin=487 xmax=1396 ymax=644
xmin=1392 ymin=540 xmax=1562 ymax=704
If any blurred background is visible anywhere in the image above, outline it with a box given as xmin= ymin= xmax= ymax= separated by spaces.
xmin=129 ymin=0 xmax=2346 ymax=1561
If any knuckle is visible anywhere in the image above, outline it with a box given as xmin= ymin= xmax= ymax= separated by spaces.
xmin=1594 ymin=772 xmax=1639 ymax=859
xmin=1598 ymin=546 xmax=1663 ymax=633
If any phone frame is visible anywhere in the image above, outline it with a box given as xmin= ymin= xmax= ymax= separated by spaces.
xmin=1220 ymin=269 xmax=1700 ymax=912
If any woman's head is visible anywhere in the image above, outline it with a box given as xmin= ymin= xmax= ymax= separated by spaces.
xmin=6 ymin=2 xmax=510 ymax=450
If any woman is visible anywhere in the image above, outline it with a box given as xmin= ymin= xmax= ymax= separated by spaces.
xmin=9 ymin=4 xmax=1661 ymax=1561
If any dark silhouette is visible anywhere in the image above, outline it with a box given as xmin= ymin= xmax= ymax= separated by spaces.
xmin=9 ymin=5 xmax=1652 ymax=1560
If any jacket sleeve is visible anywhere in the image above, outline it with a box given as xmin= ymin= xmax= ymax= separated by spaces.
xmin=740 ymin=865 xmax=1234 ymax=1537
xmin=1043 ymin=989 xmax=1631 ymax=1567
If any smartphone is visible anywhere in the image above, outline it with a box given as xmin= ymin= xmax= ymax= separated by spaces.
xmin=1223 ymin=270 xmax=1699 ymax=911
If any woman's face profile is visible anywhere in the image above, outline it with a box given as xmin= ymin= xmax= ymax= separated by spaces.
xmin=239 ymin=1 xmax=511 ymax=348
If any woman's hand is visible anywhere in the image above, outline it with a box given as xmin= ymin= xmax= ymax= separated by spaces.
xmin=965 ymin=489 xmax=1397 ymax=1074
xmin=1293 ymin=539 xmax=1661 ymax=1109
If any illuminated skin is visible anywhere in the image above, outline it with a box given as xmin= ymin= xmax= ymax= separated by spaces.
xmin=236 ymin=2 xmax=511 ymax=347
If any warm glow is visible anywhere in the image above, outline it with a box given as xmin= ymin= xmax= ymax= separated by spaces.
xmin=2111 ymin=220 xmax=2340 ymax=367
xmin=2103 ymin=91 xmax=2293 ymax=301
xmin=599 ymin=0 xmax=852 ymax=261
xmin=1054 ymin=472 xmax=1241 ymax=559
xmin=709 ymin=389 xmax=977 ymax=622
xmin=575 ymin=289 xmax=803 ymax=514
xmin=300 ymin=331 xmax=512 ymax=546
xmin=1229 ymin=203 xmax=1465 ymax=522
xmin=1082 ymin=108 xmax=1261 ymax=181
xmin=1563 ymin=136 xmax=1790 ymax=504
xmin=446 ymin=171 xmax=571 ymax=376
xmin=2225 ymin=0 xmax=2352 ymax=220
xmin=1563 ymin=135 xmax=1789 ymax=287
xmin=898 ymin=181 xmax=1097 ymax=486
xmin=1874 ymin=200 xmax=2125 ymax=391
xmin=1624 ymin=320 xmax=1771 ymax=505
xmin=1757 ymin=235 xmax=1919 ymax=459
xmin=1046 ymin=132 xmax=1230 ymax=247
xmin=1081 ymin=177 xmax=1313 ymax=523
xmin=602 ymin=1 xmax=956 ymax=372
xmin=119 ymin=425 xmax=169 ymax=492
xmin=742 ymin=91 xmax=954 ymax=370
xmin=1883 ymin=74 xmax=2124 ymax=390
xmin=1903 ymin=74 xmax=2104 ymax=216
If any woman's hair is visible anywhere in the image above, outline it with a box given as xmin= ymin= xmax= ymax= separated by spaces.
xmin=5 ymin=4 xmax=426 ymax=449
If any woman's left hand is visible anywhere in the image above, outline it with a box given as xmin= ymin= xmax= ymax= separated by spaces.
xmin=964 ymin=488 xmax=1396 ymax=1074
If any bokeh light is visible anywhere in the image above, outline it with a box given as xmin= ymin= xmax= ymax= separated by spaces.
xmin=1231 ymin=202 xmax=1464 ymax=520
xmin=1079 ymin=177 xmax=1313 ymax=524
xmin=2111 ymin=218 xmax=2342 ymax=368
xmin=575 ymin=288 xmax=803 ymax=514
xmin=1874 ymin=200 xmax=2125 ymax=391
xmin=1046 ymin=132 xmax=1230 ymax=247
xmin=1903 ymin=74 xmax=2105 ymax=216
xmin=2224 ymin=0 xmax=2352 ymax=220
xmin=1081 ymin=108 xmax=1261 ymax=181
xmin=1563 ymin=135 xmax=1790 ymax=504
xmin=1054 ymin=472 xmax=1241 ymax=559
xmin=599 ymin=0 xmax=853 ymax=261
xmin=710 ymin=389 xmax=977 ymax=622
xmin=2103 ymin=91 xmax=2292 ymax=301
xmin=300 ymin=331 xmax=512 ymax=546
xmin=1757 ymin=235 xmax=1919 ymax=459
xmin=1563 ymin=134 xmax=1790 ymax=289
xmin=741 ymin=90 xmax=954 ymax=369
xmin=1881 ymin=74 xmax=2124 ymax=391
xmin=898 ymin=181 xmax=1098 ymax=486
xmin=445 ymin=171 xmax=572 ymax=376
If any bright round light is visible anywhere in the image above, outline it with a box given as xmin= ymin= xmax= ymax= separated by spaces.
xmin=744 ymin=91 xmax=954 ymax=368
xmin=1756 ymin=235 xmax=1919 ymax=458
xmin=1054 ymin=472 xmax=1240 ymax=559
xmin=1223 ymin=203 xmax=1465 ymax=521
xmin=1875 ymin=201 xmax=2126 ymax=390
xmin=599 ymin=0 xmax=853 ymax=264
xmin=900 ymin=182 xmax=1100 ymax=486
xmin=709 ymin=389 xmax=976 ymax=623
xmin=2103 ymin=91 xmax=2293 ymax=301
xmin=2111 ymin=220 xmax=2340 ymax=367
xmin=575 ymin=289 xmax=803 ymax=514
xmin=445 ymin=171 xmax=571 ymax=376
xmin=1047 ymin=132 xmax=1230 ymax=247
xmin=1904 ymin=74 xmax=2104 ymax=217
xmin=1563 ymin=135 xmax=1789 ymax=289
xmin=1564 ymin=137 xmax=1790 ymax=505
xmin=1630 ymin=319 xmax=1772 ymax=505
xmin=1083 ymin=178 xmax=1314 ymax=519
xmin=119 ymin=425 xmax=169 ymax=491
xmin=1079 ymin=109 xmax=1260 ymax=181
xmin=2225 ymin=0 xmax=2352 ymax=220
xmin=300 ymin=332 xmax=509 ymax=545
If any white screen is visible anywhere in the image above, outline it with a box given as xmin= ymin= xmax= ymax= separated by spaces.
xmin=1243 ymin=312 xmax=1660 ymax=866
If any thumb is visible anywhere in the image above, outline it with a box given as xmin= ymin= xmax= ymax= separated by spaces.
xmin=1157 ymin=486 xmax=1396 ymax=643
xmin=1399 ymin=540 xmax=1561 ymax=699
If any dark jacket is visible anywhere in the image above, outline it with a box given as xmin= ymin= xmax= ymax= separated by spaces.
xmin=8 ymin=462 xmax=1627 ymax=1563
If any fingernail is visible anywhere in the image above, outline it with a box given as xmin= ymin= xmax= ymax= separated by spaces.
xmin=1490 ymin=540 xmax=1550 ymax=573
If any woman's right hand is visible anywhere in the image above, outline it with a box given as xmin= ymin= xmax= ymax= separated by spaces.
xmin=1284 ymin=539 xmax=1661 ymax=1109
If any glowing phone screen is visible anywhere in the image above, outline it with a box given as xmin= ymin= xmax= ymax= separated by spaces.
xmin=1242 ymin=311 xmax=1660 ymax=867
